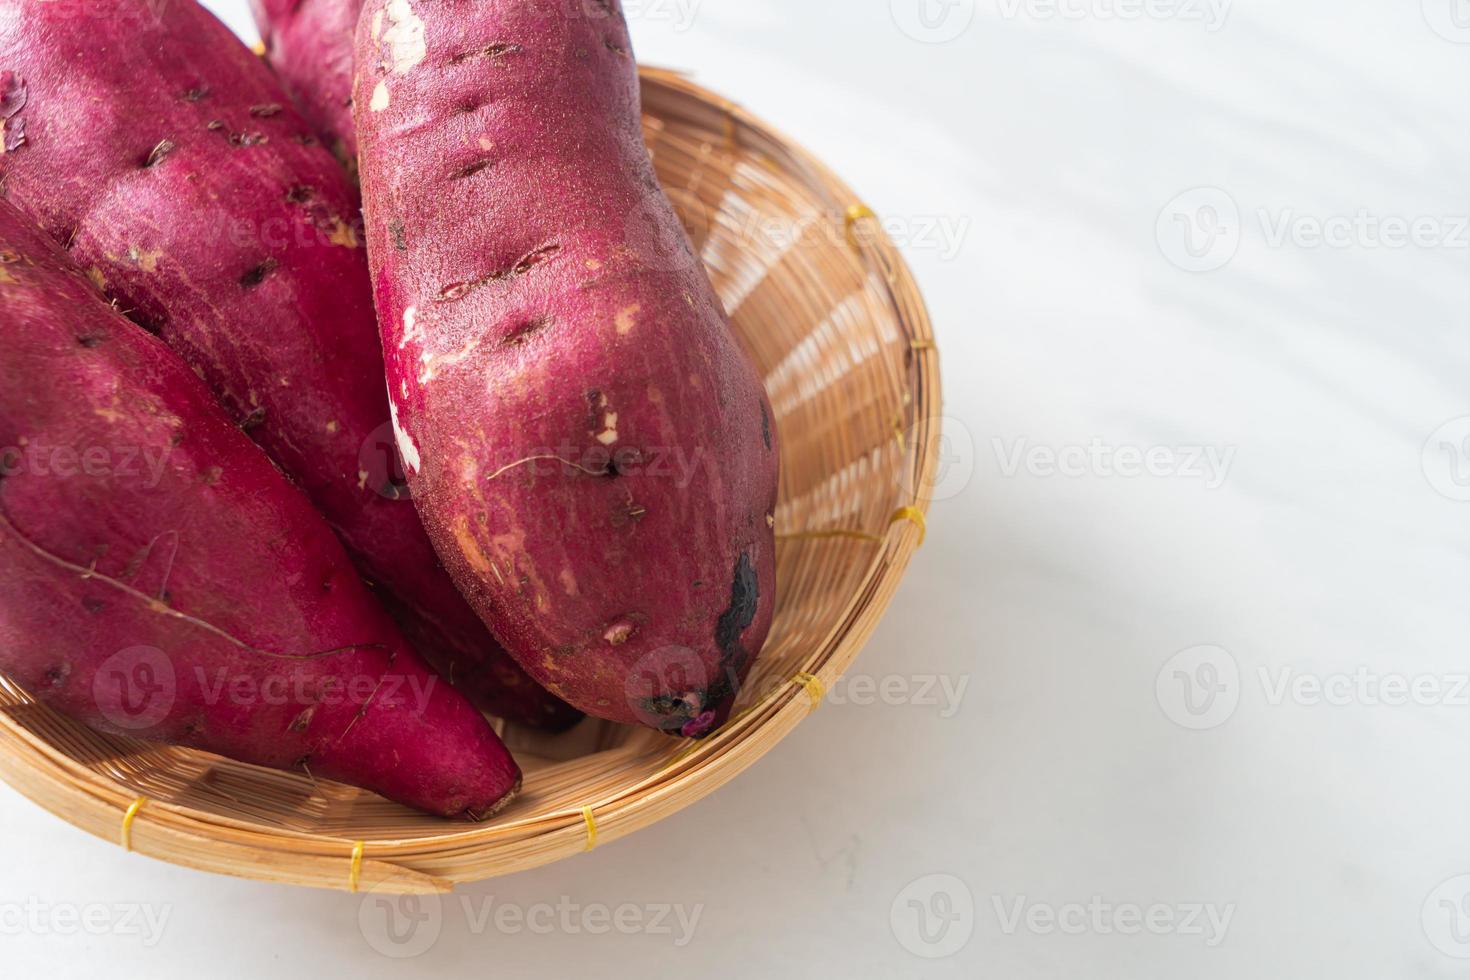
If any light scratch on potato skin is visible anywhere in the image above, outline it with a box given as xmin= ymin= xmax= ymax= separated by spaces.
xmin=0 ymin=508 xmax=385 ymax=663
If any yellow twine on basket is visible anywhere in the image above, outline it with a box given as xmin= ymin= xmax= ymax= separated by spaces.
xmin=845 ymin=204 xmax=877 ymax=248
xmin=890 ymin=506 xmax=928 ymax=546
xmin=348 ymin=841 xmax=365 ymax=893
xmin=910 ymin=339 xmax=936 ymax=351
xmin=793 ymin=672 xmax=826 ymax=709
xmin=775 ymin=507 xmax=927 ymax=547
xmin=581 ymin=807 xmax=598 ymax=851
xmin=120 ymin=797 xmax=147 ymax=852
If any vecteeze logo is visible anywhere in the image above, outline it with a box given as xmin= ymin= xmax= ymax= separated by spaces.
xmin=93 ymin=646 xmax=176 ymax=732
xmin=1156 ymin=645 xmax=1241 ymax=730
xmin=1423 ymin=0 xmax=1470 ymax=43
xmin=992 ymin=896 xmax=1234 ymax=947
xmin=1424 ymin=876 xmax=1470 ymax=958
xmin=890 ymin=0 xmax=978 ymax=43
xmin=891 ymin=874 xmax=976 ymax=958
xmin=359 ymin=889 xmax=444 ymax=959
xmin=1157 ymin=188 xmax=1241 ymax=272
xmin=360 ymin=891 xmax=705 ymax=957
xmin=1424 ymin=417 xmax=1470 ymax=502
xmin=996 ymin=0 xmax=1232 ymax=31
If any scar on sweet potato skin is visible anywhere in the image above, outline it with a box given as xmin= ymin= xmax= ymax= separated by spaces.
xmin=642 ymin=553 xmax=760 ymax=739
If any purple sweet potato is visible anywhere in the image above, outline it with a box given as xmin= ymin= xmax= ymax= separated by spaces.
xmin=0 ymin=0 xmax=578 ymax=730
xmin=252 ymin=0 xmax=364 ymax=167
xmin=354 ymin=0 xmax=779 ymax=735
xmin=0 ymin=199 xmax=518 ymax=819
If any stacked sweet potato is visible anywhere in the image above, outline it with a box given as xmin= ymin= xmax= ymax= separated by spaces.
xmin=0 ymin=0 xmax=776 ymax=817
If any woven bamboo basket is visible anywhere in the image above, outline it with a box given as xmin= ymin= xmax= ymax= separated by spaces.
xmin=0 ymin=68 xmax=941 ymax=894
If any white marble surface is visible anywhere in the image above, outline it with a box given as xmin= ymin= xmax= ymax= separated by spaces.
xmin=5 ymin=1 xmax=1470 ymax=976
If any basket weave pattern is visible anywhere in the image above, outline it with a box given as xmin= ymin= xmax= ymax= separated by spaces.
xmin=0 ymin=69 xmax=941 ymax=893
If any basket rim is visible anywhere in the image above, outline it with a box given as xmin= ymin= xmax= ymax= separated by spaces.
xmin=0 ymin=66 xmax=943 ymax=893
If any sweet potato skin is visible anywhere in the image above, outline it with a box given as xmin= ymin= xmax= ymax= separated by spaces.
xmin=252 ymin=0 xmax=364 ymax=166
xmin=0 ymin=0 xmax=578 ymax=730
xmin=0 ymin=201 xmax=519 ymax=819
xmin=354 ymin=0 xmax=779 ymax=734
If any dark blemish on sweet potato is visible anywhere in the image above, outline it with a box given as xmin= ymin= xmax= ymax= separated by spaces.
xmin=450 ymin=159 xmax=492 ymax=180
xmin=515 ymin=244 xmax=561 ymax=274
xmin=205 ymin=120 xmax=268 ymax=147
xmin=200 ymin=466 xmax=222 ymax=485
xmin=715 ymin=553 xmax=759 ymax=659
xmin=436 ymin=280 xmax=474 ymax=302
xmin=288 ymin=704 xmax=317 ymax=733
xmin=82 ymin=598 xmax=106 ymax=614
xmin=228 ymin=131 xmax=269 ymax=148
xmin=448 ymin=42 xmax=523 ymax=65
xmin=249 ymin=103 xmax=283 ymax=118
xmin=292 ymin=133 xmax=318 ymax=146
xmin=1 ymin=72 xmax=26 ymax=153
xmin=641 ymin=691 xmax=698 ymax=725
xmin=286 ymin=184 xmax=315 ymax=204
xmin=609 ymin=447 xmax=643 ymax=479
xmin=584 ymin=389 xmax=603 ymax=429
xmin=1 ymin=72 xmax=26 ymax=118
xmin=0 ymin=249 xmax=17 ymax=264
xmin=378 ymin=478 xmax=411 ymax=501
xmin=435 ymin=245 xmax=561 ymax=302
xmin=143 ymin=139 xmax=175 ymax=168
xmin=240 ymin=406 xmax=267 ymax=431
xmin=502 ymin=315 xmax=551 ymax=346
xmin=390 ymin=219 xmax=407 ymax=251
xmin=43 ymin=664 xmax=71 ymax=687
xmin=181 ymin=86 xmax=210 ymax=102
xmin=760 ymin=404 xmax=772 ymax=451
xmin=604 ymin=37 xmax=628 ymax=56
xmin=77 ymin=333 xmax=105 ymax=348
xmin=240 ymin=258 xmax=279 ymax=288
